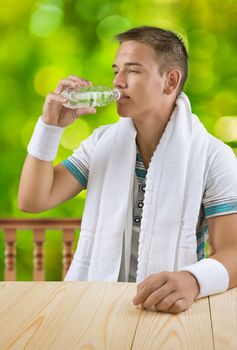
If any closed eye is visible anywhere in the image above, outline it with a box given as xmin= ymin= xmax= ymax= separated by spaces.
xmin=128 ymin=69 xmax=140 ymax=73
xmin=113 ymin=70 xmax=140 ymax=75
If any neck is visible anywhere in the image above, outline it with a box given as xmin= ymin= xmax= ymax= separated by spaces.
xmin=134 ymin=100 xmax=176 ymax=152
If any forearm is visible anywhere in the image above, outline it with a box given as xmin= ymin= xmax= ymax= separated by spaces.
xmin=18 ymin=155 xmax=54 ymax=212
xmin=18 ymin=115 xmax=65 ymax=212
xmin=18 ymin=76 xmax=94 ymax=212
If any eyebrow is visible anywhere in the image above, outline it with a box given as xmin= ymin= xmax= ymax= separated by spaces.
xmin=112 ymin=62 xmax=144 ymax=68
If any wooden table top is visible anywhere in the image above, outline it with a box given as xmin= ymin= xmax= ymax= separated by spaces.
xmin=0 ymin=282 xmax=236 ymax=350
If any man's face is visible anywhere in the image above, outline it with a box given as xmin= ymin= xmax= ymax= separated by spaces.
xmin=112 ymin=40 xmax=167 ymax=118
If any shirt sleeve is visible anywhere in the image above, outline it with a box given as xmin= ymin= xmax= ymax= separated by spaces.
xmin=60 ymin=124 xmax=111 ymax=189
xmin=203 ymin=142 xmax=237 ymax=219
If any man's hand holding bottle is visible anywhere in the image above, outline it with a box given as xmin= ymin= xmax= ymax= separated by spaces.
xmin=42 ymin=75 xmax=97 ymax=127
xmin=26 ymin=74 xmax=120 ymax=162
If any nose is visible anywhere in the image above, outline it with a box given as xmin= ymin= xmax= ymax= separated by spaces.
xmin=112 ymin=72 xmax=128 ymax=89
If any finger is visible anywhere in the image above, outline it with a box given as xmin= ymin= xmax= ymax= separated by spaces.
xmin=154 ymin=291 xmax=180 ymax=312
xmin=68 ymin=75 xmax=92 ymax=86
xmin=132 ymin=273 xmax=169 ymax=305
xmin=166 ymin=298 xmax=187 ymax=314
xmin=54 ymin=78 xmax=89 ymax=94
xmin=45 ymin=92 xmax=68 ymax=104
xmin=141 ymin=282 xmax=175 ymax=309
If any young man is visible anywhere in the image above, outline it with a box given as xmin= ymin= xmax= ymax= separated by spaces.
xmin=18 ymin=26 xmax=237 ymax=314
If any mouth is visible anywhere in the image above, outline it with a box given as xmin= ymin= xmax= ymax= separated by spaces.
xmin=118 ymin=93 xmax=130 ymax=103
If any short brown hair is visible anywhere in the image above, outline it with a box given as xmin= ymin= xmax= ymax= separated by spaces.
xmin=115 ymin=26 xmax=189 ymax=94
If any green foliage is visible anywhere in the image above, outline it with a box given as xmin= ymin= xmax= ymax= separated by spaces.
xmin=0 ymin=0 xmax=236 ymax=280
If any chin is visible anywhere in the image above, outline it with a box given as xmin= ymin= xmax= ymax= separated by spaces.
xmin=116 ymin=106 xmax=133 ymax=118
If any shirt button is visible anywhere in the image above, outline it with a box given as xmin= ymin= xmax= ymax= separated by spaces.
xmin=138 ymin=201 xmax=144 ymax=208
xmin=134 ymin=217 xmax=141 ymax=224
xmin=141 ymin=185 xmax=146 ymax=193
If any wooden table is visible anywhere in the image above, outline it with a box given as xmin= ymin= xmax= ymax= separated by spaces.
xmin=0 ymin=282 xmax=236 ymax=350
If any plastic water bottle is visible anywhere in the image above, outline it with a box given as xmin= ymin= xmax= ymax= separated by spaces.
xmin=61 ymin=85 xmax=121 ymax=109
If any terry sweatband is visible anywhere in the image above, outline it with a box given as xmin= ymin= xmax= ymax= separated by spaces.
xmin=180 ymin=258 xmax=229 ymax=298
xmin=27 ymin=117 xmax=65 ymax=161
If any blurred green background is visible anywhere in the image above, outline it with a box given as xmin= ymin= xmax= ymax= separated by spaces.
xmin=0 ymin=0 xmax=236 ymax=280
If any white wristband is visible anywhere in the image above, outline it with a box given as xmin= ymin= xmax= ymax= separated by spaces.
xmin=27 ymin=117 xmax=65 ymax=161
xmin=180 ymin=258 xmax=229 ymax=298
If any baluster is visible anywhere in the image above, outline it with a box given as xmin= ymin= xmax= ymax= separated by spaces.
xmin=33 ymin=228 xmax=45 ymax=281
xmin=4 ymin=228 xmax=17 ymax=281
xmin=62 ymin=229 xmax=74 ymax=279
xmin=0 ymin=219 xmax=81 ymax=281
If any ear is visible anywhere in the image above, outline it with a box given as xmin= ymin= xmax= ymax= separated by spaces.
xmin=163 ymin=69 xmax=181 ymax=95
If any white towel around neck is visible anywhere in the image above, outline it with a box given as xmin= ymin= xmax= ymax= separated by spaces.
xmin=64 ymin=92 xmax=209 ymax=282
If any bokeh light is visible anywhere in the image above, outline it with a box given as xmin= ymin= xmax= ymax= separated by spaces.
xmin=61 ymin=119 xmax=91 ymax=150
xmin=96 ymin=16 xmax=131 ymax=42
xmin=214 ymin=116 xmax=237 ymax=142
xmin=29 ymin=4 xmax=63 ymax=37
xmin=188 ymin=63 xmax=215 ymax=94
xmin=34 ymin=65 xmax=66 ymax=96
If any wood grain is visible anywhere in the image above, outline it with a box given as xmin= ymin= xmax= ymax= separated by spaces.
xmin=0 ymin=282 xmax=139 ymax=350
xmin=131 ymin=297 xmax=214 ymax=350
xmin=209 ymin=288 xmax=237 ymax=350
xmin=0 ymin=282 xmax=236 ymax=350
